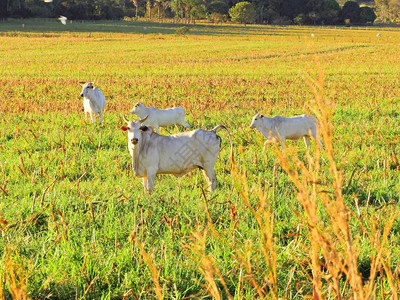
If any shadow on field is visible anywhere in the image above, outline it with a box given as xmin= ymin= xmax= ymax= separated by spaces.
xmin=0 ymin=18 xmax=301 ymax=36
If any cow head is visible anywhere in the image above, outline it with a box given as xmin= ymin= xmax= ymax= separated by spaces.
xmin=120 ymin=115 xmax=150 ymax=147
xmin=250 ymin=113 xmax=264 ymax=129
xmin=130 ymin=102 xmax=146 ymax=115
xmin=80 ymin=82 xmax=94 ymax=97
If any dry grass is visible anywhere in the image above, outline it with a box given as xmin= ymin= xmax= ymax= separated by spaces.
xmin=0 ymin=248 xmax=29 ymax=300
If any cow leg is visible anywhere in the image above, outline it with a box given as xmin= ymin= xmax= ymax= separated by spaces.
xmin=202 ymin=165 xmax=217 ymax=193
xmin=181 ymin=120 xmax=190 ymax=129
xmin=264 ymin=137 xmax=285 ymax=148
xmin=309 ymin=128 xmax=322 ymax=147
xmin=303 ymin=136 xmax=311 ymax=148
xmin=146 ymin=168 xmax=157 ymax=193
xmin=99 ymin=111 xmax=103 ymax=124
xmin=264 ymin=139 xmax=273 ymax=147
xmin=142 ymin=177 xmax=148 ymax=191
xmin=278 ymin=137 xmax=286 ymax=149
xmin=89 ymin=111 xmax=95 ymax=124
xmin=314 ymin=131 xmax=324 ymax=148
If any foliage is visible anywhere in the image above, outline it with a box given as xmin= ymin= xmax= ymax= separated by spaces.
xmin=360 ymin=6 xmax=377 ymax=23
xmin=208 ymin=12 xmax=228 ymax=23
xmin=208 ymin=0 xmax=229 ymax=15
xmin=375 ymin=0 xmax=400 ymax=22
xmin=294 ymin=13 xmax=306 ymax=24
xmin=185 ymin=0 xmax=207 ymax=21
xmin=319 ymin=0 xmax=341 ymax=24
xmin=341 ymin=1 xmax=361 ymax=23
xmin=229 ymin=1 xmax=256 ymax=24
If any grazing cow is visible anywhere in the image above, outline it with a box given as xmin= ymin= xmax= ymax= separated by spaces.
xmin=80 ymin=82 xmax=106 ymax=124
xmin=130 ymin=102 xmax=190 ymax=133
xmin=120 ymin=115 xmax=232 ymax=193
xmin=250 ymin=113 xmax=319 ymax=148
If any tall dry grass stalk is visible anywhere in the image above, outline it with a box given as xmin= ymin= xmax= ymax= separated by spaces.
xmin=0 ymin=248 xmax=29 ymax=300
xmin=134 ymin=237 xmax=164 ymax=300
xmin=186 ymin=68 xmax=398 ymax=298
xmin=185 ymin=226 xmax=233 ymax=300
xmin=230 ymin=155 xmax=278 ymax=299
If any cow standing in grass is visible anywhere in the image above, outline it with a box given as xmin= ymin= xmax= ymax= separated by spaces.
xmin=120 ymin=115 xmax=232 ymax=193
xmin=250 ymin=113 xmax=320 ymax=148
xmin=130 ymin=102 xmax=190 ymax=133
xmin=80 ymin=82 xmax=106 ymax=124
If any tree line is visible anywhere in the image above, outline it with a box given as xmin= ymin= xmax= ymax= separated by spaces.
xmin=1 ymin=0 xmax=399 ymax=24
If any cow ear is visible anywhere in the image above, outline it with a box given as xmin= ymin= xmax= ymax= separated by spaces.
xmin=120 ymin=126 xmax=130 ymax=131
xmin=139 ymin=125 xmax=148 ymax=131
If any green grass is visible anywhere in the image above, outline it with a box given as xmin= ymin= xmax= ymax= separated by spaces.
xmin=0 ymin=19 xmax=400 ymax=299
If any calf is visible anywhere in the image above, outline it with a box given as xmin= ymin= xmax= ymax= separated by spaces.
xmin=250 ymin=113 xmax=319 ymax=148
xmin=80 ymin=82 xmax=106 ymax=124
xmin=130 ymin=102 xmax=190 ymax=133
xmin=120 ymin=115 xmax=232 ymax=193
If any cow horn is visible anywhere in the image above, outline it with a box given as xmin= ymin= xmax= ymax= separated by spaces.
xmin=123 ymin=115 xmax=130 ymax=123
xmin=139 ymin=114 xmax=149 ymax=123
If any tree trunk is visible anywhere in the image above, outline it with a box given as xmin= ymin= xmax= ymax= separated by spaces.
xmin=147 ymin=0 xmax=151 ymax=20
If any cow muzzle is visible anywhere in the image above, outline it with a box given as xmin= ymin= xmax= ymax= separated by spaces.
xmin=131 ymin=138 xmax=138 ymax=145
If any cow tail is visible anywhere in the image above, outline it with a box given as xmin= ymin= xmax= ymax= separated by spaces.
xmin=212 ymin=125 xmax=234 ymax=167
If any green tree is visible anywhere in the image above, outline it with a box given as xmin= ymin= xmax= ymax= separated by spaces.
xmin=294 ymin=13 xmax=306 ymax=24
xmin=359 ymin=6 xmax=376 ymax=23
xmin=389 ymin=0 xmax=400 ymax=17
xmin=319 ymin=0 xmax=341 ymax=24
xmin=154 ymin=0 xmax=161 ymax=19
xmin=208 ymin=0 xmax=229 ymax=14
xmin=374 ymin=0 xmax=400 ymax=21
xmin=171 ymin=0 xmax=185 ymax=19
xmin=229 ymin=1 xmax=256 ymax=24
xmin=341 ymin=1 xmax=360 ymax=23
xmin=0 ymin=0 xmax=9 ymax=19
xmin=184 ymin=0 xmax=206 ymax=22
xmin=280 ymin=0 xmax=307 ymax=20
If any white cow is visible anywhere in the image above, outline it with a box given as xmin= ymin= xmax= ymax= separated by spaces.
xmin=80 ymin=82 xmax=106 ymax=124
xmin=120 ymin=115 xmax=232 ymax=193
xmin=250 ymin=113 xmax=319 ymax=148
xmin=130 ymin=102 xmax=190 ymax=133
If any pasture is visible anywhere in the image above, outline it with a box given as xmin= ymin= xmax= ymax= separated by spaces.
xmin=1 ymin=19 xmax=400 ymax=299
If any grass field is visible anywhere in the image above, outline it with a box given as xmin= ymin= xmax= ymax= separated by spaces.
xmin=1 ymin=19 xmax=400 ymax=299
